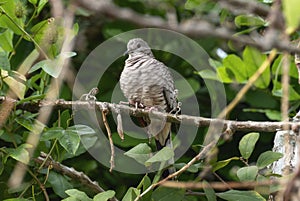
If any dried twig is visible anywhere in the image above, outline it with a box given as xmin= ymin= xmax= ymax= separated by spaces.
xmin=116 ymin=108 xmax=124 ymax=141
xmin=101 ymin=104 xmax=115 ymax=172
xmin=161 ymin=179 xmax=279 ymax=190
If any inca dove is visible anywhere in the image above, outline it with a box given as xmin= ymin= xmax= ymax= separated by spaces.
xmin=120 ymin=38 xmax=178 ymax=150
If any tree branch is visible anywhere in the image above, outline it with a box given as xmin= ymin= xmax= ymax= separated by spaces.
xmin=74 ymin=0 xmax=300 ymax=54
xmin=3 ymin=96 xmax=299 ymax=134
xmin=34 ymin=152 xmax=119 ymax=201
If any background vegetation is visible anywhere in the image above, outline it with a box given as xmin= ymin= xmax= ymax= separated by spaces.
xmin=0 ymin=0 xmax=299 ymax=200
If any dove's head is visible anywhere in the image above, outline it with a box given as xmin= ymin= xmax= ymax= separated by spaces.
xmin=125 ymin=38 xmax=153 ymax=57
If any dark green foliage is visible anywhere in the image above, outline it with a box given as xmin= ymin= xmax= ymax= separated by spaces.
xmin=0 ymin=0 xmax=299 ymax=200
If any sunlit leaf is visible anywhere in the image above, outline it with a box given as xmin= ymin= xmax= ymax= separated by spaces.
xmin=243 ymin=46 xmax=270 ymax=88
xmin=235 ymin=15 xmax=266 ymax=28
xmin=122 ymin=187 xmax=140 ymax=201
xmin=257 ymin=151 xmax=283 ymax=169
xmin=223 ymin=55 xmax=247 ymax=83
xmin=212 ymin=157 xmax=240 ymax=172
xmin=64 ymin=189 xmax=92 ymax=201
xmin=59 ymin=130 xmax=80 ymax=155
xmin=239 ymin=132 xmax=260 ymax=159
xmin=124 ymin=143 xmax=152 ymax=165
xmin=237 ymin=166 xmax=258 ymax=181
xmin=145 ymin=146 xmax=174 ymax=166
xmin=94 ymin=190 xmax=115 ymax=201
xmin=6 ymin=144 xmax=31 ymax=164
xmin=217 ymin=190 xmax=265 ymax=201
xmin=282 ymin=0 xmax=300 ymax=33
xmin=40 ymin=127 xmax=64 ymax=141
xmin=1 ymin=70 xmax=26 ymax=99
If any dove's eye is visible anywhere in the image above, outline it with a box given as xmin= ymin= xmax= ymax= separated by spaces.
xmin=137 ymin=44 xmax=141 ymax=48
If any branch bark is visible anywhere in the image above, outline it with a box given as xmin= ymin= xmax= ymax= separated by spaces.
xmin=3 ymin=97 xmax=299 ymax=134
xmin=34 ymin=152 xmax=119 ymax=201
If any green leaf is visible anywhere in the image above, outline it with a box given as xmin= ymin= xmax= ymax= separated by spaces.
xmin=37 ymin=0 xmax=48 ymax=14
xmin=28 ymin=59 xmax=48 ymax=73
xmin=217 ymin=190 xmax=265 ymax=201
xmin=15 ymin=115 xmax=45 ymax=132
xmin=0 ymin=29 xmax=13 ymax=52
xmin=145 ymin=146 xmax=174 ymax=166
xmin=265 ymin=110 xmax=281 ymax=121
xmin=59 ymin=129 xmax=80 ymax=155
xmin=6 ymin=144 xmax=31 ymax=164
xmin=94 ymin=190 xmax=115 ymax=201
xmin=137 ymin=175 xmax=151 ymax=191
xmin=243 ymin=46 xmax=270 ymax=88
xmin=64 ymin=189 xmax=92 ymax=201
xmin=152 ymin=187 xmax=185 ymax=201
xmin=239 ymin=132 xmax=260 ymax=159
xmin=28 ymin=0 xmax=38 ymax=5
xmin=216 ymin=66 xmax=233 ymax=83
xmin=271 ymin=55 xmax=298 ymax=79
xmin=40 ymin=127 xmax=64 ymax=141
xmin=237 ymin=166 xmax=258 ymax=181
xmin=18 ymin=49 xmax=40 ymax=75
xmin=1 ymin=70 xmax=26 ymax=99
xmin=212 ymin=157 xmax=240 ymax=172
xmin=69 ymin=125 xmax=96 ymax=136
xmin=272 ymin=82 xmax=300 ymax=101
xmin=29 ymin=59 xmax=62 ymax=78
xmin=243 ymin=109 xmax=281 ymax=121
xmin=0 ymin=52 xmax=10 ymax=70
xmin=48 ymin=171 xmax=73 ymax=198
xmin=203 ymin=180 xmax=217 ymax=201
xmin=223 ymin=55 xmax=247 ymax=83
xmin=44 ymin=59 xmax=60 ymax=77
xmin=124 ymin=143 xmax=152 ymax=165
xmin=197 ymin=69 xmax=220 ymax=81
xmin=122 ymin=187 xmax=140 ymax=201
xmin=0 ymin=1 xmax=25 ymax=35
xmin=257 ymin=151 xmax=283 ymax=169
xmin=282 ymin=0 xmax=300 ymax=32
xmin=235 ymin=15 xmax=266 ymax=28
xmin=136 ymin=175 xmax=152 ymax=201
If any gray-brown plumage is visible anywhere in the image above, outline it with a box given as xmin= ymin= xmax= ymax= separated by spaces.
xmin=120 ymin=38 xmax=178 ymax=149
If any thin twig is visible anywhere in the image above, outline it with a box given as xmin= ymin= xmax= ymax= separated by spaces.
xmin=161 ymin=179 xmax=279 ymax=190
xmin=101 ymin=104 xmax=115 ymax=172
xmin=26 ymin=168 xmax=49 ymax=201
